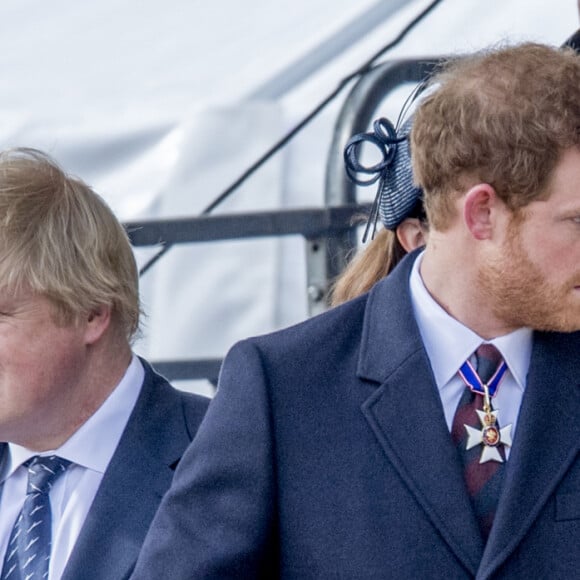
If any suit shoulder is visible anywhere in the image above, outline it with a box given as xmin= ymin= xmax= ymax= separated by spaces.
xmin=180 ymin=391 xmax=210 ymax=432
xmin=140 ymin=357 xmax=210 ymax=426
xmin=264 ymin=292 xmax=365 ymax=340
xmin=157 ymin=377 xmax=210 ymax=427
xmin=178 ymin=389 xmax=211 ymax=412
xmin=228 ymin=294 xmax=369 ymax=368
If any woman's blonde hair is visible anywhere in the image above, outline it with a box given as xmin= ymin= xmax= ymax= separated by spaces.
xmin=0 ymin=148 xmax=140 ymax=340
xmin=330 ymin=228 xmax=408 ymax=306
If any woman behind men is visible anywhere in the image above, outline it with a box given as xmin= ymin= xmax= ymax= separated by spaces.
xmin=331 ymin=115 xmax=427 ymax=305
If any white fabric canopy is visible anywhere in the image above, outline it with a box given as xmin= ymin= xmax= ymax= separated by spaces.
xmin=0 ymin=0 xmax=575 ymax=393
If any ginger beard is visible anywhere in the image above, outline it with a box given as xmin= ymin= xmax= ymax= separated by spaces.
xmin=478 ymin=216 xmax=580 ymax=333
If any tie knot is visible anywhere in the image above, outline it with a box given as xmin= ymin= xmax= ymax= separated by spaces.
xmin=25 ymin=455 xmax=71 ymax=495
xmin=475 ymin=344 xmax=502 ymax=384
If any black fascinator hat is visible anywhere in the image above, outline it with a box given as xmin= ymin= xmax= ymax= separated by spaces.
xmin=344 ymin=115 xmax=423 ymax=240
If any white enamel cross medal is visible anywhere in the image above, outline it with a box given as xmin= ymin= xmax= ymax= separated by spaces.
xmin=458 ymin=359 xmax=512 ymax=464
xmin=465 ymin=405 xmax=512 ymax=463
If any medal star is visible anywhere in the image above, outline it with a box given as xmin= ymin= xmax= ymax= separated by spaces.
xmin=499 ymin=423 xmax=512 ymax=447
xmin=464 ymin=410 xmax=512 ymax=464
xmin=465 ymin=424 xmax=484 ymax=450
xmin=479 ymin=443 xmax=504 ymax=464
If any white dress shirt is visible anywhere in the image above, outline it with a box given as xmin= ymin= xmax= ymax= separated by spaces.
xmin=409 ymin=252 xmax=533 ymax=450
xmin=0 ymin=354 xmax=144 ymax=580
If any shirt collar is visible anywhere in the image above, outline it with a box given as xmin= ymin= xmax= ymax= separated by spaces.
xmin=1 ymin=355 xmax=144 ymax=484
xmin=409 ymin=251 xmax=533 ymax=391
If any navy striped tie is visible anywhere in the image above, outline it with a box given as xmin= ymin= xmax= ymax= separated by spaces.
xmin=451 ymin=345 xmax=505 ymax=540
xmin=1 ymin=455 xmax=71 ymax=580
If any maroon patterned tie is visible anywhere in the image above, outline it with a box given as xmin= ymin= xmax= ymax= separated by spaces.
xmin=451 ymin=344 xmax=506 ymax=540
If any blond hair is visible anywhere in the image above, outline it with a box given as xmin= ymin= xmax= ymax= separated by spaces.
xmin=330 ymin=228 xmax=407 ymax=306
xmin=412 ymin=43 xmax=580 ymax=231
xmin=0 ymin=148 xmax=140 ymax=340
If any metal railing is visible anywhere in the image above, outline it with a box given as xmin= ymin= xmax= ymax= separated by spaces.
xmin=127 ymin=205 xmax=368 ymax=385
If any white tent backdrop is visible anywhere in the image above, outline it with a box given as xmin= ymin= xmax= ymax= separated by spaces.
xmin=0 ymin=0 xmax=576 ymax=394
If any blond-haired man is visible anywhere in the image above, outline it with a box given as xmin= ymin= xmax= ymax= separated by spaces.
xmin=0 ymin=149 xmax=208 ymax=580
xmin=133 ymin=43 xmax=580 ymax=579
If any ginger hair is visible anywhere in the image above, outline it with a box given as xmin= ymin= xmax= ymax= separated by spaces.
xmin=412 ymin=43 xmax=580 ymax=231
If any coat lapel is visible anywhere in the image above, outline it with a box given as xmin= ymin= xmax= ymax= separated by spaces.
xmin=62 ymin=362 xmax=195 ymax=580
xmin=358 ymin=253 xmax=484 ymax=575
xmin=478 ymin=330 xmax=580 ymax=578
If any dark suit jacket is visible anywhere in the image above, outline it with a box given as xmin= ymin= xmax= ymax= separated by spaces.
xmin=0 ymin=358 xmax=209 ymax=580
xmin=131 ymin=253 xmax=580 ymax=579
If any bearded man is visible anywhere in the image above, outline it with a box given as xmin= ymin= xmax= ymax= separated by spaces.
xmin=132 ymin=43 xmax=580 ymax=579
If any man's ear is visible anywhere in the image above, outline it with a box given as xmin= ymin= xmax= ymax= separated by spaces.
xmin=84 ymin=305 xmax=112 ymax=345
xmin=463 ymin=183 xmax=499 ymax=240
xmin=396 ymin=218 xmax=427 ymax=253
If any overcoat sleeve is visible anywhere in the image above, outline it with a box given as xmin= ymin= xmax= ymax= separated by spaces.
xmin=131 ymin=339 xmax=277 ymax=579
